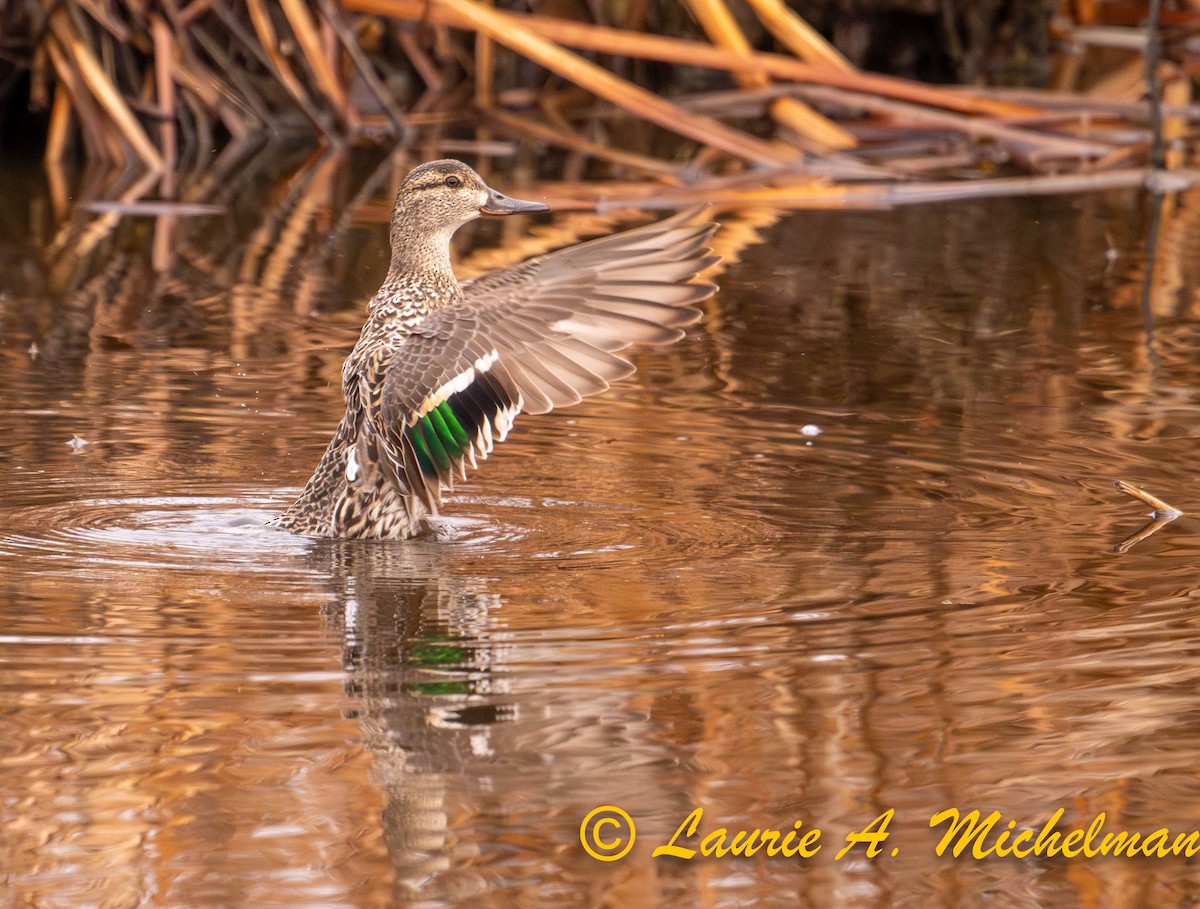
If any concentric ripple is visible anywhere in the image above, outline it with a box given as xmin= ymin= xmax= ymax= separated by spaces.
xmin=0 ymin=494 xmax=308 ymax=575
xmin=0 ymin=481 xmax=781 ymax=581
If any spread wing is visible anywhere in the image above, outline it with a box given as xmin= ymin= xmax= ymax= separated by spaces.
xmin=369 ymin=207 xmax=719 ymax=514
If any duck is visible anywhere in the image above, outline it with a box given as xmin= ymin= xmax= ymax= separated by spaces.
xmin=270 ymin=159 xmax=718 ymax=540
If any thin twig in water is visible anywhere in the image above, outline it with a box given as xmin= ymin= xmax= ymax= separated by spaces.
xmin=1114 ymin=480 xmax=1183 ymax=517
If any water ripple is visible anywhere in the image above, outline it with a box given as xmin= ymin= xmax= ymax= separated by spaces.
xmin=0 ymin=495 xmax=304 ymax=574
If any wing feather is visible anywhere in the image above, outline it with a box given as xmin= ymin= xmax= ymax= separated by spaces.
xmin=366 ymin=207 xmax=718 ymax=514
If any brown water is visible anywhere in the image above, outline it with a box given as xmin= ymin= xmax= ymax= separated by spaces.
xmin=2 ymin=150 xmax=1199 ymax=908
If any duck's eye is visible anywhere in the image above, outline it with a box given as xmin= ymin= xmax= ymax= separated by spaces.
xmin=444 ymin=175 xmax=461 ymax=187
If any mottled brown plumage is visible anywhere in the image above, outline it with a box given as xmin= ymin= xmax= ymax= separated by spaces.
xmin=271 ymin=160 xmax=718 ymax=540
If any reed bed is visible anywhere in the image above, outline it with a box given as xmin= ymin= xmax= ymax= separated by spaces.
xmin=5 ymin=0 xmax=1200 ymax=207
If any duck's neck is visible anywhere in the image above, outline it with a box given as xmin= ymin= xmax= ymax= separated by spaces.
xmin=388 ymin=220 xmax=457 ymax=283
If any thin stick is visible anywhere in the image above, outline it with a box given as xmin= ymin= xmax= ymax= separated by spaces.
xmin=969 ymin=86 xmax=1200 ymax=120
xmin=178 ymin=0 xmax=221 ymax=26
xmin=152 ymin=213 xmax=176 ymax=273
xmin=475 ymin=0 xmax=494 ymax=108
xmin=1114 ymin=515 xmax=1177 ymax=553
xmin=1145 ymin=0 xmax=1165 ymax=169
xmin=151 ymin=15 xmax=177 ymax=187
xmin=84 ymin=200 xmax=225 ymax=215
xmin=183 ymin=23 xmax=268 ymax=132
xmin=74 ymin=0 xmax=132 ymax=41
xmin=44 ymin=81 xmax=72 ymax=169
xmin=1114 ymin=480 xmax=1183 ymax=517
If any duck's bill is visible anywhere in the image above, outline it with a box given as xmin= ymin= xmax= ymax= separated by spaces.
xmin=481 ymin=188 xmax=549 ymax=216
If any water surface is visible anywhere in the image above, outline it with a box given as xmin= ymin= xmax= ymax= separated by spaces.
xmin=1 ymin=152 xmax=1199 ymax=908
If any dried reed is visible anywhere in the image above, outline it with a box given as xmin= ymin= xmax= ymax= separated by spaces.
xmin=2 ymin=0 xmax=1195 ymax=209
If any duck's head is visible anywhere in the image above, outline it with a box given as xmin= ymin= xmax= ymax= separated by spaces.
xmin=391 ymin=160 xmax=548 ymax=240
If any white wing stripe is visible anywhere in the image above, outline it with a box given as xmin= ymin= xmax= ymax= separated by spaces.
xmin=417 ymin=348 xmax=500 ymax=417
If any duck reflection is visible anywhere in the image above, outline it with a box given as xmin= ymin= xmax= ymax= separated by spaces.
xmin=308 ymin=537 xmax=728 ymax=904
xmin=314 ymin=541 xmax=508 ymax=897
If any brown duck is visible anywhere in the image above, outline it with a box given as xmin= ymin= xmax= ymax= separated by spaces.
xmin=271 ymin=159 xmax=718 ymax=539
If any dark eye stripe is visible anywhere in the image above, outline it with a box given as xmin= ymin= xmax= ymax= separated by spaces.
xmin=411 ymin=177 xmax=465 ymax=191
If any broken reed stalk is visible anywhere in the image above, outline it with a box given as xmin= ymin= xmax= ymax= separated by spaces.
xmin=791 ymin=85 xmax=1112 ymax=162
xmin=1145 ymin=0 xmax=1166 ymax=169
xmin=279 ymin=0 xmax=348 ymax=118
xmin=345 ymin=0 xmax=1038 ymax=118
xmin=43 ymin=34 xmax=118 ymax=163
xmin=430 ymin=0 xmax=794 ymax=166
xmin=1114 ymin=480 xmax=1184 ymax=516
xmin=741 ymin=0 xmax=853 ymax=71
xmin=151 ymin=15 xmax=177 ymax=186
xmin=245 ymin=0 xmax=309 ymax=108
xmin=685 ymin=0 xmax=855 ymax=151
xmin=473 ymin=0 xmax=495 ymax=108
xmin=44 ymin=83 xmax=72 ymax=168
xmin=46 ymin=7 xmax=165 ymax=171
xmin=481 ymin=108 xmax=685 ymax=179
xmin=318 ymin=0 xmax=407 ymax=137
xmin=530 ymin=167 xmax=1166 ymax=211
